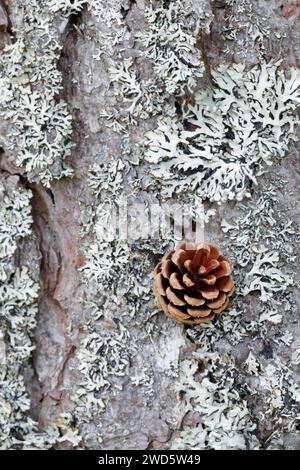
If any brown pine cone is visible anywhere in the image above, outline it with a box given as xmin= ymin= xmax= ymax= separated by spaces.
xmin=153 ymin=242 xmax=234 ymax=325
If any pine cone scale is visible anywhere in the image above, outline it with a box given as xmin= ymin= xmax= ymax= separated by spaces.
xmin=187 ymin=306 xmax=211 ymax=318
xmin=202 ymin=259 xmax=219 ymax=275
xmin=216 ymin=275 xmax=234 ymax=292
xmin=192 ymin=245 xmax=210 ymax=268
xmin=202 ymin=274 xmax=216 ymax=285
xmin=166 ymin=287 xmax=185 ymax=306
xmin=207 ymin=292 xmax=226 ymax=309
xmin=169 ymin=272 xmax=185 ymax=290
xmin=153 ymin=242 xmax=234 ymax=325
xmin=184 ymin=293 xmax=205 ymax=306
xmin=161 ymin=259 xmax=174 ymax=278
xmin=168 ymin=304 xmax=191 ymax=322
xmin=200 ymin=286 xmax=219 ymax=300
xmin=153 ymin=272 xmax=166 ymax=296
xmin=182 ymin=273 xmax=196 ymax=287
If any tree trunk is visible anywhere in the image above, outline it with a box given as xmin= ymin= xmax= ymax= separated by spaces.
xmin=1 ymin=0 xmax=300 ymax=450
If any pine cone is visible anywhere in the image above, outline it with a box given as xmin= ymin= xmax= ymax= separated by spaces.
xmin=153 ymin=242 xmax=234 ymax=325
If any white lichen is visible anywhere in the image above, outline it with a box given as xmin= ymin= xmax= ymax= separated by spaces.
xmin=222 ymin=0 xmax=273 ymax=58
xmin=141 ymin=0 xmax=204 ymax=96
xmin=0 ymin=178 xmax=59 ymax=449
xmin=0 ymin=183 xmax=32 ymax=261
xmin=260 ymin=363 xmax=300 ymax=415
xmin=0 ymin=1 xmax=73 ymax=186
xmin=244 ymin=352 xmax=260 ymax=376
xmin=220 ymin=181 xmax=297 ymax=335
xmin=88 ymin=159 xmax=125 ymax=199
xmin=48 ymin=0 xmax=87 ymax=15
xmin=242 ymin=247 xmax=292 ymax=302
xmin=0 ymin=0 xmax=82 ymax=447
xmin=89 ymin=0 xmax=124 ymax=26
xmin=172 ymin=351 xmax=258 ymax=450
xmin=145 ymin=62 xmax=300 ymax=202
xmin=80 ymin=241 xmax=131 ymax=285
xmin=101 ymin=0 xmax=204 ymax=130
xmin=73 ymin=322 xmax=132 ymax=421
xmin=38 ymin=0 xmax=300 ymax=450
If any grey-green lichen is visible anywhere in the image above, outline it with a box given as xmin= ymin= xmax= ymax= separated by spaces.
xmin=172 ymin=351 xmax=258 ymax=450
xmin=140 ymin=0 xmax=204 ymax=96
xmin=0 ymin=181 xmax=32 ymax=263
xmin=1 ymin=0 xmax=299 ymax=451
xmin=145 ymin=61 xmax=300 ymax=202
xmin=221 ymin=181 xmax=297 ymax=338
xmin=0 ymin=175 xmax=82 ymax=449
xmin=48 ymin=0 xmax=87 ymax=15
xmin=221 ymin=0 xmax=274 ymax=57
xmin=0 ymin=177 xmax=55 ymax=449
xmin=181 ymin=175 xmax=300 ymax=449
xmin=72 ymin=321 xmax=133 ymax=423
xmin=0 ymin=179 xmax=38 ymax=363
xmin=101 ymin=0 xmax=205 ymax=130
xmin=76 ymin=158 xmax=154 ymax=436
xmin=0 ymin=0 xmax=81 ymax=449
xmin=75 ymin=1 xmax=300 ymax=450
xmin=0 ymin=0 xmax=73 ymax=186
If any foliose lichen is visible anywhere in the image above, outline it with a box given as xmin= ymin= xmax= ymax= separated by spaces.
xmin=140 ymin=0 xmax=204 ymax=96
xmin=0 ymin=177 xmax=56 ymax=449
xmin=76 ymin=1 xmax=300 ymax=449
xmin=0 ymin=0 xmax=82 ymax=449
xmin=2 ymin=0 xmax=298 ymax=451
xmin=172 ymin=351 xmax=258 ymax=450
xmin=145 ymin=61 xmax=300 ymax=202
xmin=0 ymin=0 xmax=74 ymax=186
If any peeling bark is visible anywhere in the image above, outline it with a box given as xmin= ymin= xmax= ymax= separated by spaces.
xmin=30 ymin=183 xmax=78 ymax=426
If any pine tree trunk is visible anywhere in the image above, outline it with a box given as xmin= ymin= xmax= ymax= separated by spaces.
xmin=1 ymin=0 xmax=300 ymax=450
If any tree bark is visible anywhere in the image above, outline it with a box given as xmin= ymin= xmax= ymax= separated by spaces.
xmin=1 ymin=0 xmax=300 ymax=450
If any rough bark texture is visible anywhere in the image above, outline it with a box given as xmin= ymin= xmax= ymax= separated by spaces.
xmin=1 ymin=0 xmax=300 ymax=450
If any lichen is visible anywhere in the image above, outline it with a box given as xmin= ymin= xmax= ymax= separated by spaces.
xmin=0 ymin=1 xmax=73 ymax=186
xmin=221 ymin=0 xmax=274 ymax=58
xmin=242 ymin=247 xmax=292 ymax=302
xmin=172 ymin=351 xmax=258 ymax=450
xmin=140 ymin=0 xmax=204 ymax=96
xmin=48 ymin=0 xmax=87 ymax=15
xmin=0 ymin=0 xmax=81 ymax=448
xmin=76 ymin=2 xmax=300 ymax=449
xmin=100 ymin=0 xmax=205 ymax=131
xmin=145 ymin=61 xmax=300 ymax=202
xmin=0 ymin=182 xmax=32 ymax=262
xmin=2 ymin=0 xmax=298 ymax=451
xmin=0 ymin=178 xmax=54 ymax=449
xmin=73 ymin=324 xmax=132 ymax=422
xmin=244 ymin=352 xmax=260 ymax=376
xmin=80 ymin=241 xmax=131 ymax=285
xmin=0 ymin=176 xmax=81 ymax=449
xmin=88 ymin=160 xmax=125 ymax=199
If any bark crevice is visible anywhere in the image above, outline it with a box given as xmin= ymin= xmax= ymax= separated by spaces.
xmin=28 ymin=183 xmax=76 ymax=425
